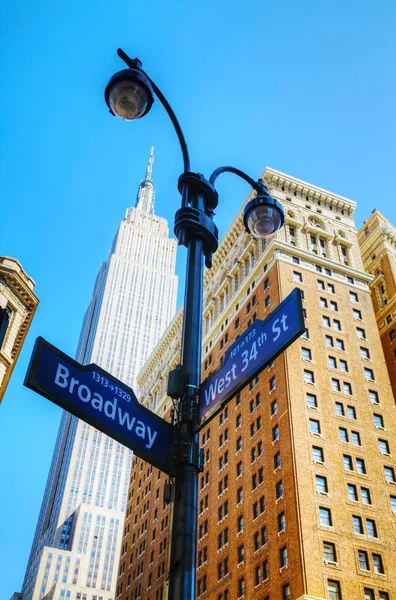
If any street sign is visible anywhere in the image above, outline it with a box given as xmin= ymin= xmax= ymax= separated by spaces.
xmin=198 ymin=288 xmax=305 ymax=429
xmin=25 ymin=337 xmax=176 ymax=476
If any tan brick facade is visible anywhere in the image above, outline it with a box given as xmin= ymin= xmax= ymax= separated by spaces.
xmin=0 ymin=256 xmax=38 ymax=403
xmin=358 ymin=212 xmax=396 ymax=400
xmin=117 ymin=171 xmax=396 ymax=600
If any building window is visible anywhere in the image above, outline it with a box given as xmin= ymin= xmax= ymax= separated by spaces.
xmin=329 ymin=356 xmax=337 ymax=369
xmin=339 ymin=427 xmax=348 ymax=443
xmin=383 ymin=464 xmax=396 ymax=483
xmin=271 ymin=399 xmax=278 ymax=415
xmin=0 ymin=307 xmax=10 ymax=349
xmin=312 ymin=446 xmax=324 ymax=463
xmin=335 ymin=402 xmax=344 ymax=416
xmin=274 ymin=451 xmax=281 ymax=470
xmin=302 ymin=347 xmax=312 ymax=360
xmin=361 ymin=487 xmax=371 ymax=505
xmin=320 ymin=297 xmax=328 ymax=308
xmin=237 ymin=577 xmax=245 ymax=598
xmin=307 ymin=393 xmax=318 ymax=408
xmin=352 ymin=515 xmax=363 ymax=534
xmin=390 ymin=329 xmax=396 ymax=342
xmin=293 ymin=271 xmax=302 ymax=282
xmin=280 ymin=545 xmax=288 ymax=567
xmin=270 ymin=376 xmax=276 ymax=391
xmin=327 ymin=580 xmax=342 ymax=600
xmin=340 ymin=244 xmax=349 ymax=265
xmin=343 ymin=454 xmax=353 ymax=471
xmin=323 ymin=316 xmax=331 ymax=327
xmin=390 ymin=495 xmax=396 ymax=513
xmin=272 ymin=424 xmax=280 ymax=441
xmin=359 ymin=550 xmax=369 ymax=570
xmin=326 ymin=335 xmax=334 ymax=347
xmin=319 ymin=507 xmax=332 ymax=526
xmin=282 ymin=584 xmax=291 ymax=600
xmin=374 ymin=414 xmax=384 ymax=430
xmin=304 ymin=370 xmax=315 ymax=384
xmin=336 ymin=338 xmax=345 ymax=351
xmin=356 ymin=327 xmax=366 ymax=339
xmin=379 ymin=439 xmax=390 ymax=455
xmin=310 ymin=419 xmax=321 ymax=435
xmin=373 ymin=553 xmax=384 ymax=574
xmin=333 ymin=319 xmax=342 ymax=331
xmin=351 ymin=431 xmax=361 ymax=446
xmin=356 ymin=458 xmax=366 ymax=475
xmin=347 ymin=406 xmax=356 ymax=420
xmin=276 ymin=480 xmax=283 ymax=499
xmin=348 ymin=483 xmax=358 ymax=501
xmin=340 ymin=360 xmax=348 ymax=373
xmin=366 ymin=518 xmax=377 ymax=538
xmin=316 ymin=475 xmax=328 ymax=494
xmin=324 ymin=542 xmax=337 ymax=563
xmin=364 ymin=368 xmax=374 ymax=381
xmin=237 ymin=515 xmax=243 ymax=533
xmin=278 ymin=511 xmax=286 ymax=531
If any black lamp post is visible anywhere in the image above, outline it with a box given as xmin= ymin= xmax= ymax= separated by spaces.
xmin=105 ymin=49 xmax=285 ymax=600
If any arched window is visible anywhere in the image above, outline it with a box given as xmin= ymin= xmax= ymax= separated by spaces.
xmin=308 ymin=217 xmax=323 ymax=229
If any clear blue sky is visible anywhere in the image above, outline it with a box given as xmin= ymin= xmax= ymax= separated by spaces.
xmin=1 ymin=0 xmax=395 ymax=596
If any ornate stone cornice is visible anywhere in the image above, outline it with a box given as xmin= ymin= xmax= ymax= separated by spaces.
xmin=264 ymin=167 xmax=356 ymax=216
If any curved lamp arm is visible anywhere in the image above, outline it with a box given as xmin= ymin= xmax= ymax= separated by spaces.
xmin=209 ymin=166 xmax=267 ymax=195
xmin=117 ymin=49 xmax=191 ymax=175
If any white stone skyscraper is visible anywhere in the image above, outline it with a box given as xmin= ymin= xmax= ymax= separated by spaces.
xmin=22 ymin=147 xmax=178 ymax=600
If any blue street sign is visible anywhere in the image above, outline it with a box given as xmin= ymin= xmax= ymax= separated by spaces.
xmin=198 ymin=288 xmax=305 ymax=428
xmin=25 ymin=337 xmax=176 ymax=476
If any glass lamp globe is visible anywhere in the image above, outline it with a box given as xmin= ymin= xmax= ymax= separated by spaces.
xmin=244 ymin=195 xmax=284 ymax=239
xmin=105 ymin=69 xmax=154 ymax=121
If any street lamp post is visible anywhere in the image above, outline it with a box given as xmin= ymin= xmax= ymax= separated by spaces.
xmin=105 ymin=49 xmax=285 ymax=600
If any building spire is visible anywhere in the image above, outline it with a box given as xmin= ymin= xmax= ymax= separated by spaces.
xmin=145 ymin=145 xmax=154 ymax=181
xmin=135 ymin=146 xmax=155 ymax=214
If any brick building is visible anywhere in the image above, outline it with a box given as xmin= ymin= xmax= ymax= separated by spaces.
xmin=0 ymin=256 xmax=38 ymax=403
xmin=116 ymin=170 xmax=396 ymax=600
xmin=358 ymin=210 xmax=396 ymax=401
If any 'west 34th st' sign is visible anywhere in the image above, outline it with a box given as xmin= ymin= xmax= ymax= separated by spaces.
xmin=25 ymin=337 xmax=176 ymax=476
xmin=198 ymin=288 xmax=305 ymax=428
xmin=25 ymin=289 xmax=304 ymax=473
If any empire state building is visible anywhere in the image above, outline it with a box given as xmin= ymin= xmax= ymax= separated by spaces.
xmin=22 ymin=147 xmax=178 ymax=600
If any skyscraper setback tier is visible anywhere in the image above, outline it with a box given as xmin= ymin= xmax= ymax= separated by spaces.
xmin=116 ymin=168 xmax=396 ymax=600
xmin=22 ymin=148 xmax=178 ymax=600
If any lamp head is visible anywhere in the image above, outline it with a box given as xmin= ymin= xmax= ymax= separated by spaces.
xmin=104 ymin=68 xmax=154 ymax=121
xmin=243 ymin=190 xmax=284 ymax=239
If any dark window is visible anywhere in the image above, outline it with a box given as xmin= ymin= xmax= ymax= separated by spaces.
xmin=0 ymin=307 xmax=10 ymax=348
